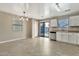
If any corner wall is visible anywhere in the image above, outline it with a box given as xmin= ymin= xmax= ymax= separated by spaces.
xmin=0 ymin=12 xmax=26 ymax=42
xmin=26 ymin=19 xmax=32 ymax=38
xmin=32 ymin=20 xmax=38 ymax=38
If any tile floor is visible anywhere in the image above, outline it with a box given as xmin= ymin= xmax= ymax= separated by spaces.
xmin=0 ymin=37 xmax=79 ymax=56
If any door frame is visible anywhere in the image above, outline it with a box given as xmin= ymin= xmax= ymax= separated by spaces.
xmin=38 ymin=21 xmax=49 ymax=37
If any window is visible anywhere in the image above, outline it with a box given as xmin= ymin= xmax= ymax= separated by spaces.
xmin=58 ymin=17 xmax=69 ymax=28
xmin=12 ymin=17 xmax=23 ymax=32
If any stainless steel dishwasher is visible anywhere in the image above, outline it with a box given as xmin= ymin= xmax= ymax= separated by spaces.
xmin=49 ymin=32 xmax=56 ymax=41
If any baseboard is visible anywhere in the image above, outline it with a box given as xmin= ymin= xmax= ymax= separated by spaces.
xmin=0 ymin=37 xmax=25 ymax=44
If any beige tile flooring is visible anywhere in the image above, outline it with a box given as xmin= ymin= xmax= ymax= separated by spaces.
xmin=0 ymin=37 xmax=79 ymax=56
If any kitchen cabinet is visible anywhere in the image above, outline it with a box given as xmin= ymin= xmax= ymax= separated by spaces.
xmin=57 ymin=32 xmax=62 ymax=42
xmin=68 ymin=33 xmax=77 ymax=44
xmin=57 ymin=32 xmax=68 ymax=43
xmin=61 ymin=32 xmax=69 ymax=43
xmin=69 ymin=16 xmax=79 ymax=26
xmin=76 ymin=33 xmax=79 ymax=44
xmin=50 ymin=19 xmax=58 ymax=27
xmin=73 ymin=33 xmax=77 ymax=44
xmin=57 ymin=32 xmax=79 ymax=45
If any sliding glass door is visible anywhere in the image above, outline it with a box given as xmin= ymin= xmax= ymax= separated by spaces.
xmin=45 ymin=22 xmax=49 ymax=37
xmin=38 ymin=21 xmax=49 ymax=37
xmin=38 ymin=22 xmax=45 ymax=37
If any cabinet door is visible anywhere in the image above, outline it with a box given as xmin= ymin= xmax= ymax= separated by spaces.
xmin=69 ymin=16 xmax=79 ymax=26
xmin=69 ymin=17 xmax=75 ymax=26
xmin=57 ymin=32 xmax=62 ymax=41
xmin=73 ymin=33 xmax=77 ymax=44
xmin=76 ymin=33 xmax=79 ymax=45
xmin=57 ymin=32 xmax=69 ymax=42
xmin=50 ymin=19 xmax=57 ymax=27
xmin=68 ymin=33 xmax=77 ymax=44
xmin=61 ymin=32 xmax=68 ymax=43
xmin=68 ymin=33 xmax=74 ymax=44
xmin=57 ymin=32 xmax=78 ymax=45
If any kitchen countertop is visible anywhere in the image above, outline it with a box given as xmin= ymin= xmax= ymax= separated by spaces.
xmin=49 ymin=27 xmax=79 ymax=32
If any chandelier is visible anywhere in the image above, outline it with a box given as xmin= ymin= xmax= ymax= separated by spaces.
xmin=19 ymin=3 xmax=29 ymax=21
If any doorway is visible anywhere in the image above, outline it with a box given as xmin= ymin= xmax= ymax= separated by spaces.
xmin=38 ymin=21 xmax=49 ymax=37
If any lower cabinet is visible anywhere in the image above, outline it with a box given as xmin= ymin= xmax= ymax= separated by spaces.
xmin=57 ymin=32 xmax=79 ymax=45
xmin=76 ymin=33 xmax=79 ymax=45
xmin=57 ymin=32 xmax=62 ymax=42
xmin=57 ymin=32 xmax=68 ymax=43
xmin=73 ymin=33 xmax=77 ymax=44
xmin=68 ymin=33 xmax=77 ymax=44
xmin=61 ymin=32 xmax=69 ymax=43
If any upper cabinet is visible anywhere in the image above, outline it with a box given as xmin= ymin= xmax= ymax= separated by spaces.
xmin=69 ymin=16 xmax=79 ymax=26
xmin=50 ymin=19 xmax=58 ymax=27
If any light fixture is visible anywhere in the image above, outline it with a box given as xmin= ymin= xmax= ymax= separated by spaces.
xmin=55 ymin=3 xmax=61 ymax=11
xmin=20 ymin=3 xmax=29 ymax=21
xmin=55 ymin=3 xmax=71 ymax=12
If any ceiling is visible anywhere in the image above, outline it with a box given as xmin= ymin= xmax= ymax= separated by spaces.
xmin=0 ymin=3 xmax=79 ymax=19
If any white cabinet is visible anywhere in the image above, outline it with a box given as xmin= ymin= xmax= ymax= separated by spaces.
xmin=73 ymin=33 xmax=77 ymax=44
xmin=57 ymin=32 xmax=62 ymax=42
xmin=57 ymin=32 xmax=79 ymax=45
xmin=68 ymin=33 xmax=77 ymax=44
xmin=69 ymin=16 xmax=79 ymax=26
xmin=50 ymin=19 xmax=57 ymax=27
xmin=57 ymin=32 xmax=68 ymax=43
xmin=61 ymin=32 xmax=69 ymax=43
xmin=68 ymin=33 xmax=73 ymax=44
xmin=76 ymin=33 xmax=79 ymax=44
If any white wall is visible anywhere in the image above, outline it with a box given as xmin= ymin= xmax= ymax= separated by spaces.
xmin=26 ymin=19 xmax=32 ymax=38
xmin=32 ymin=20 xmax=38 ymax=38
xmin=0 ymin=11 xmax=26 ymax=42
